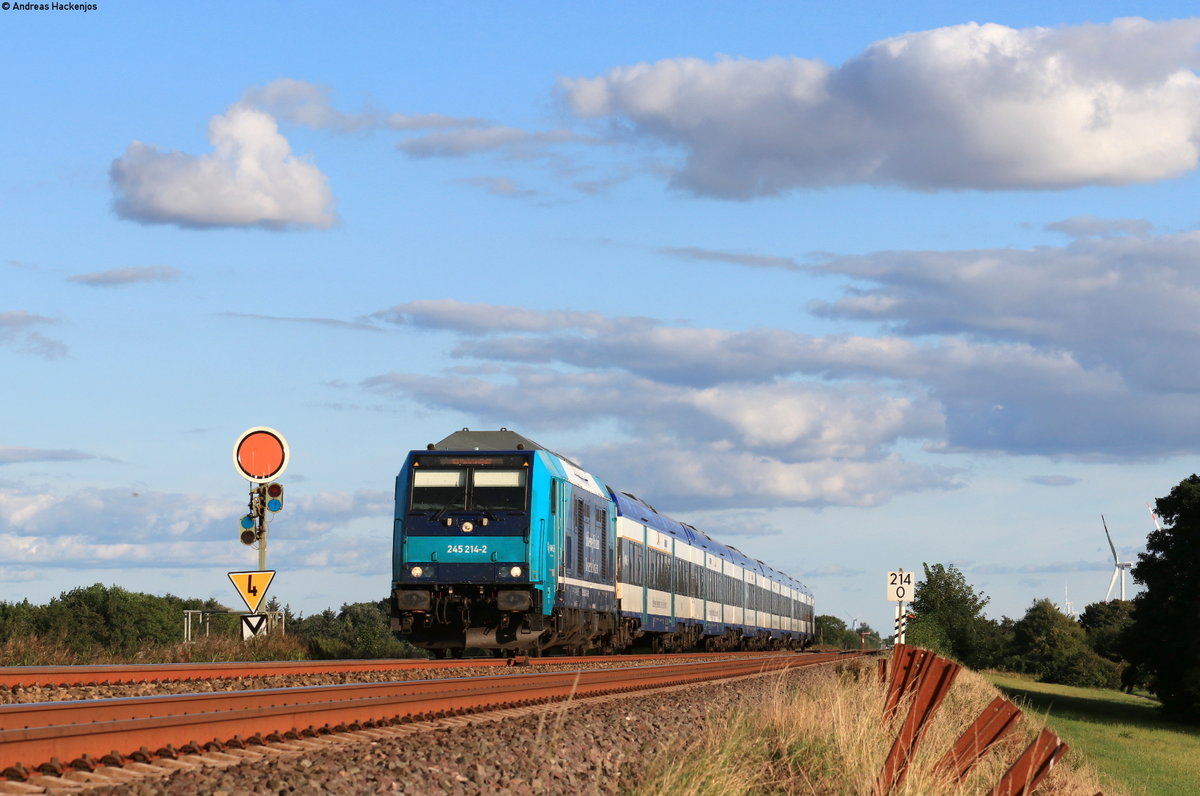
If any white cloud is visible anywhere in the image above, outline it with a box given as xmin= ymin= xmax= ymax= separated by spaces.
xmin=1028 ymin=475 xmax=1079 ymax=487
xmin=812 ymin=232 xmax=1200 ymax=394
xmin=454 ymin=176 xmax=538 ymax=198
xmin=242 ymin=78 xmax=484 ymax=132
xmin=658 ymin=246 xmax=803 ymax=271
xmin=0 ymin=532 xmax=233 ymax=570
xmin=110 ymin=104 xmax=336 ymax=230
xmin=581 ymin=443 xmax=956 ymax=510
xmin=0 ymin=446 xmax=93 ymax=465
xmin=364 ymin=226 xmax=1200 ymax=476
xmin=0 ymin=485 xmax=391 ymax=552
xmin=364 ymin=366 xmax=956 ymax=509
xmin=559 ymin=18 xmax=1200 ymax=195
xmin=1044 ymin=216 xmax=1153 ymax=238
xmin=0 ymin=310 xmax=67 ymax=359
xmin=374 ymin=299 xmax=626 ymax=335
xmin=397 ymin=125 xmax=534 ymax=157
xmin=68 ymin=265 xmax=180 ymax=287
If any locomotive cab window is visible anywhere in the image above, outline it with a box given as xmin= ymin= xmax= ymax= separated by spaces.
xmin=410 ymin=469 xmax=466 ymax=511
xmin=472 ymin=470 xmax=527 ymax=511
xmin=408 ymin=458 xmax=530 ymax=513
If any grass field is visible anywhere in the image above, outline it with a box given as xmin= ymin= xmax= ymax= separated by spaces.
xmin=986 ymin=673 xmax=1200 ymax=796
xmin=632 ymin=662 xmax=1110 ymax=795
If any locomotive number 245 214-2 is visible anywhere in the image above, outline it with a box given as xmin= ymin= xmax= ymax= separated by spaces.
xmin=446 ymin=544 xmax=488 ymax=554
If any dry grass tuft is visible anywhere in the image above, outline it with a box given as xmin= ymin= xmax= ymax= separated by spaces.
xmin=0 ymin=632 xmax=309 ymax=666
xmin=633 ymin=659 xmax=1118 ymax=795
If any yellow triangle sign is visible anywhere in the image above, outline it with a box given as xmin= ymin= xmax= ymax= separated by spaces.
xmin=228 ymin=570 xmax=276 ymax=613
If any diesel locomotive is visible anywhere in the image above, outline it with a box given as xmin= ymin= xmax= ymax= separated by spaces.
xmin=389 ymin=428 xmax=815 ymax=656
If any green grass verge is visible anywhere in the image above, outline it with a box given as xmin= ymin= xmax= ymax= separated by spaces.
xmin=986 ymin=673 xmax=1200 ymax=796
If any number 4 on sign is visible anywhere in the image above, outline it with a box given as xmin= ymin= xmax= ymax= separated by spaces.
xmin=228 ymin=570 xmax=276 ymax=613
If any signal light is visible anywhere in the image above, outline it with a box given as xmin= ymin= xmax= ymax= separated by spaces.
xmin=240 ymin=528 xmax=258 ymax=545
xmin=263 ymin=482 xmax=283 ymax=512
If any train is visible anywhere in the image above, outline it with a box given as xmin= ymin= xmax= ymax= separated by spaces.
xmin=389 ymin=428 xmax=815 ymax=656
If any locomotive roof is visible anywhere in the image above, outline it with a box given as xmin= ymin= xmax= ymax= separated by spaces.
xmin=432 ymin=428 xmax=547 ymax=452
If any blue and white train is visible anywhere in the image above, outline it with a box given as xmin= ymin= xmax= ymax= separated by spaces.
xmin=389 ymin=429 xmax=815 ymax=656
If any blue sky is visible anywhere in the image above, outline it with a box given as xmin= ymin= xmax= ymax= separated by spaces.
xmin=3 ymin=2 xmax=1195 ymax=634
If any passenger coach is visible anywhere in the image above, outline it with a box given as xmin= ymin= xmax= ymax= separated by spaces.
xmin=390 ymin=429 xmax=814 ymax=656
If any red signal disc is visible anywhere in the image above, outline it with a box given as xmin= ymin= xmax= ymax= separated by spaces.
xmin=233 ymin=427 xmax=290 ymax=483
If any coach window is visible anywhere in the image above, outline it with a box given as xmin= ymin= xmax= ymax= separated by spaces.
xmin=658 ymin=551 xmax=671 ymax=592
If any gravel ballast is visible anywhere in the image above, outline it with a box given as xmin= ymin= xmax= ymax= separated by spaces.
xmin=36 ymin=667 xmax=823 ymax=796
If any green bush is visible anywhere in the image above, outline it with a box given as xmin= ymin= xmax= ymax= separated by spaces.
xmin=1009 ymin=598 xmax=1089 ymax=678
xmin=1 ymin=587 xmax=423 ymax=664
xmin=1046 ymin=648 xmax=1123 ymax=689
xmin=905 ymin=616 xmax=953 ymax=658
xmin=293 ymin=600 xmax=422 ymax=659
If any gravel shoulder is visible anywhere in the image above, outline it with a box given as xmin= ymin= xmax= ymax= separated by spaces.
xmin=53 ymin=667 xmax=821 ymax=796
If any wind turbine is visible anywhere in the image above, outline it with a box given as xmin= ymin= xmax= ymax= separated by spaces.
xmin=1147 ymin=503 xmax=1164 ymax=533
xmin=1062 ymin=585 xmax=1077 ymax=619
xmin=1101 ymin=515 xmax=1133 ymax=602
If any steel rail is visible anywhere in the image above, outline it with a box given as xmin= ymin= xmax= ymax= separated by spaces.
xmin=0 ymin=649 xmax=815 ymax=688
xmin=0 ymin=651 xmax=864 ymax=778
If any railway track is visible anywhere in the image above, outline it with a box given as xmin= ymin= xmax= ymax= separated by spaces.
xmin=0 ymin=650 xmax=808 ymax=688
xmin=0 ymin=650 xmax=870 ymax=788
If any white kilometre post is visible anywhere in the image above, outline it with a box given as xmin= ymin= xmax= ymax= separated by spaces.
xmin=887 ymin=568 xmax=913 ymax=645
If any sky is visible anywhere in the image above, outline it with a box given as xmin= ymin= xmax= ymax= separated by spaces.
xmin=3 ymin=1 xmax=1197 ymax=636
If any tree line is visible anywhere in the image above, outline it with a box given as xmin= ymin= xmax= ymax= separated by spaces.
xmin=900 ymin=474 xmax=1200 ymax=723
xmin=0 ymin=585 xmax=420 ymax=664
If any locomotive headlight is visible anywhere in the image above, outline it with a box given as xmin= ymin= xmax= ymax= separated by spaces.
xmin=461 ymin=521 xmax=474 ymax=533
xmin=410 ymin=565 xmax=424 ymax=578
xmin=396 ymin=590 xmax=431 ymax=611
xmin=497 ymin=590 xmax=532 ymax=611
xmin=509 ymin=566 xmax=522 ymax=578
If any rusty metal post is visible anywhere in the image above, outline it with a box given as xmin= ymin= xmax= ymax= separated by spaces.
xmin=933 ymin=695 xmax=1022 ymax=783
xmin=873 ymin=653 xmax=961 ymax=795
xmin=883 ymin=644 xmax=930 ymax=720
xmin=987 ymin=727 xmax=1069 ymax=796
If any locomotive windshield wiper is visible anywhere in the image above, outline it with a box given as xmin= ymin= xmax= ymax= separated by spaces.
xmin=429 ymin=504 xmax=459 ymax=522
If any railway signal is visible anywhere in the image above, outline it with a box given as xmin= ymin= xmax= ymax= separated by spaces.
xmin=239 ymin=514 xmax=257 ymax=546
xmin=264 ymin=481 xmax=284 ymax=512
xmin=233 ymin=427 xmax=290 ymax=484
xmin=232 ymin=427 xmax=290 ymax=570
